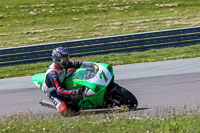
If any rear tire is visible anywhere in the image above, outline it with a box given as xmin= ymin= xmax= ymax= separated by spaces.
xmin=107 ymin=84 xmax=138 ymax=110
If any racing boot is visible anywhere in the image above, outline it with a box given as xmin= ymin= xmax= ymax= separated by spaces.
xmin=56 ymin=101 xmax=69 ymax=116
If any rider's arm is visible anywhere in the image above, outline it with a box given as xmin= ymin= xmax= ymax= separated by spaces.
xmin=48 ymin=70 xmax=72 ymax=96
xmin=68 ymin=61 xmax=83 ymax=68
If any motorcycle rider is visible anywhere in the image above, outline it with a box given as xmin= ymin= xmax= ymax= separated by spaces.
xmin=42 ymin=47 xmax=84 ymax=116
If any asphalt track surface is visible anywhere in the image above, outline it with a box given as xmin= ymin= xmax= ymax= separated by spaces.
xmin=1 ymin=58 xmax=200 ymax=116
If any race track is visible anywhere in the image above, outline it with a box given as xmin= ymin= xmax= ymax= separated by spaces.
xmin=1 ymin=58 xmax=200 ymax=116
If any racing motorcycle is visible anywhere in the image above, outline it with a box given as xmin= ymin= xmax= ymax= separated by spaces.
xmin=32 ymin=62 xmax=138 ymax=112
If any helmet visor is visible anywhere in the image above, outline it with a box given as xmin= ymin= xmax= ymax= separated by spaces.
xmin=60 ymin=57 xmax=69 ymax=65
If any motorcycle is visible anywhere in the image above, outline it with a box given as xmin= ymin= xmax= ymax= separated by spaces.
xmin=32 ymin=62 xmax=138 ymax=112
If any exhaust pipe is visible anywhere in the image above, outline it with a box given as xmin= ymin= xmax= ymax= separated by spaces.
xmin=39 ymin=100 xmax=57 ymax=110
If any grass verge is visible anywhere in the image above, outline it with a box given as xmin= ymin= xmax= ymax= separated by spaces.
xmin=0 ymin=111 xmax=200 ymax=133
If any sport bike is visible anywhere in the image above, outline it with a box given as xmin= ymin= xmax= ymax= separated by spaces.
xmin=32 ymin=62 xmax=138 ymax=112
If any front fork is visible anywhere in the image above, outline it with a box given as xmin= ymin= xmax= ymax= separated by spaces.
xmin=105 ymin=83 xmax=121 ymax=107
xmin=105 ymin=95 xmax=121 ymax=106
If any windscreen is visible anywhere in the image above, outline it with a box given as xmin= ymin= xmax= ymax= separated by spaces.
xmin=72 ymin=62 xmax=99 ymax=80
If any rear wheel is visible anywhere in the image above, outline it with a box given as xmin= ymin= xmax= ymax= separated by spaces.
xmin=106 ymin=84 xmax=138 ymax=110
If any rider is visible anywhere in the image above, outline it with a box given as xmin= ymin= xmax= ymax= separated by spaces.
xmin=42 ymin=47 xmax=84 ymax=116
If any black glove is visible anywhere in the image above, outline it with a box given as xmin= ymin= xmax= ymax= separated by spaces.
xmin=71 ymin=87 xmax=85 ymax=96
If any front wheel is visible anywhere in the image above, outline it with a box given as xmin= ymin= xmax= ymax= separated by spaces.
xmin=106 ymin=84 xmax=138 ymax=110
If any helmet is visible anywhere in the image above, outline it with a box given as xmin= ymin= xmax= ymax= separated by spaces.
xmin=52 ymin=47 xmax=70 ymax=68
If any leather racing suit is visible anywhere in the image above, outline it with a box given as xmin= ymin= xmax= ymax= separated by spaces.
xmin=42 ymin=61 xmax=82 ymax=115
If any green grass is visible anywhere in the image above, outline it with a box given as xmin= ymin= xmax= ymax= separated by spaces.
xmin=0 ymin=112 xmax=200 ymax=133
xmin=0 ymin=0 xmax=200 ymax=48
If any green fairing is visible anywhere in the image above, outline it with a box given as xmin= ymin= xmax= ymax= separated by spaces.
xmin=32 ymin=73 xmax=46 ymax=90
xmin=64 ymin=62 xmax=114 ymax=108
xmin=78 ymin=88 xmax=106 ymax=108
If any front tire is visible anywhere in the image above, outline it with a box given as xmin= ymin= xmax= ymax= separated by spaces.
xmin=107 ymin=84 xmax=138 ymax=110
